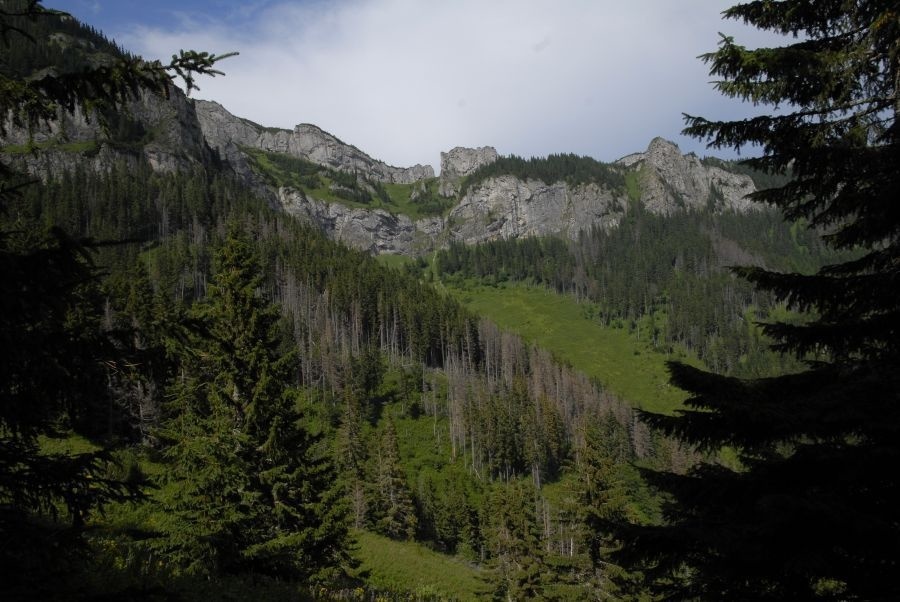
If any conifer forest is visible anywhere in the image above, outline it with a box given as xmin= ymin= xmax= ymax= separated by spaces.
xmin=1 ymin=1 xmax=898 ymax=600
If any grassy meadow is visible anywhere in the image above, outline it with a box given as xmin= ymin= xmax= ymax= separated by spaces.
xmin=446 ymin=281 xmax=700 ymax=414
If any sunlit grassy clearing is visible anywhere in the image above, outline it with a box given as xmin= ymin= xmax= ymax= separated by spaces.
xmin=448 ymin=282 xmax=698 ymax=414
xmin=352 ymin=530 xmax=489 ymax=600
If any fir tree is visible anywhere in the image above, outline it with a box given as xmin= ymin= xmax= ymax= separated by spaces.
xmin=156 ymin=228 xmax=350 ymax=581
xmin=484 ymin=482 xmax=547 ymax=601
xmin=374 ymin=419 xmax=417 ymax=540
xmin=607 ymin=2 xmax=900 ymax=599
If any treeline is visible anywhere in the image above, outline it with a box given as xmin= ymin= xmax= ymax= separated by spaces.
xmin=0 ymin=2 xmax=133 ymax=78
xmin=434 ymin=202 xmax=845 ymax=377
xmin=700 ymin=155 xmax=793 ymax=191
xmin=459 ymin=152 xmax=626 ymax=195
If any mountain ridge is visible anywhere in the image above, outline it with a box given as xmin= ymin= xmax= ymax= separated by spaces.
xmin=2 ymin=75 xmax=762 ymax=257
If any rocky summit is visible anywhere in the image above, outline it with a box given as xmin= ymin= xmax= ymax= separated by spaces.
xmin=617 ymin=137 xmax=756 ymax=215
xmin=195 ymin=100 xmax=433 ymax=185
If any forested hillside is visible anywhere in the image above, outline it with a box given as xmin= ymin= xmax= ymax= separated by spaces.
xmin=0 ymin=4 xmax=680 ymax=599
xmin=5 ymin=1 xmax=892 ymax=600
xmin=432 ymin=201 xmax=849 ymax=378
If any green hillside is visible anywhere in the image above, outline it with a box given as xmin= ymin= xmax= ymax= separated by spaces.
xmin=243 ymin=147 xmax=454 ymax=219
xmin=353 ymin=530 xmax=489 ymax=600
xmin=449 ymin=282 xmax=694 ymax=414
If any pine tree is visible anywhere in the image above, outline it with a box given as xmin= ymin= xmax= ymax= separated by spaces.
xmin=374 ymin=419 xmax=417 ymax=540
xmin=156 ymin=228 xmax=350 ymax=581
xmin=484 ymin=482 xmax=546 ymax=601
xmin=607 ymin=2 xmax=900 ymax=599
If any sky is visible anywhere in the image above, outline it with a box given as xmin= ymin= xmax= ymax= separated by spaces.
xmin=47 ymin=0 xmax=784 ymax=171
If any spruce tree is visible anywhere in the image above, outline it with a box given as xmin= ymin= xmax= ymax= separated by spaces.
xmin=156 ymin=228 xmax=350 ymax=581
xmin=577 ymin=417 xmax=632 ymax=597
xmin=485 ymin=482 xmax=546 ymax=601
xmin=374 ymin=419 xmax=417 ymax=540
xmin=607 ymin=2 xmax=900 ymax=599
xmin=335 ymin=390 xmax=370 ymax=529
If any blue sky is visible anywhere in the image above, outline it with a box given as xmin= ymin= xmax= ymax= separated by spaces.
xmin=49 ymin=1 xmax=284 ymax=32
xmin=46 ymin=1 xmax=782 ymax=171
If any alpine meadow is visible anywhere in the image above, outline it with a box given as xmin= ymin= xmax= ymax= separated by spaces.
xmin=1 ymin=1 xmax=897 ymax=600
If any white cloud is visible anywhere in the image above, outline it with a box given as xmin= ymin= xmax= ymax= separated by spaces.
xmin=118 ymin=0 xmax=786 ymax=170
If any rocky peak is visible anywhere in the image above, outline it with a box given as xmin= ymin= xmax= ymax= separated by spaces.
xmin=438 ymin=146 xmax=498 ymax=196
xmin=440 ymin=146 xmax=499 ymax=178
xmin=194 ymin=100 xmax=434 ymax=185
xmin=617 ymin=137 xmax=756 ymax=214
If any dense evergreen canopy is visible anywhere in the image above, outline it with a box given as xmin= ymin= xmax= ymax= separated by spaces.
xmin=607 ymin=2 xmax=900 ymax=599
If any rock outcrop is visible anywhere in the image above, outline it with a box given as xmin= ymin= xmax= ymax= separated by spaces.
xmin=617 ymin=137 xmax=756 ymax=214
xmin=195 ymin=100 xmax=434 ymax=185
xmin=438 ymin=146 xmax=498 ymax=196
xmin=277 ymin=187 xmax=443 ymax=255
xmin=4 ymin=80 xmax=762 ymax=258
xmin=278 ymin=173 xmax=626 ymax=255
xmin=2 ymin=88 xmax=213 ymax=178
xmin=440 ymin=146 xmax=498 ymax=178
xmin=448 ymin=176 xmax=624 ymax=245
xmin=281 ymin=137 xmax=761 ymax=255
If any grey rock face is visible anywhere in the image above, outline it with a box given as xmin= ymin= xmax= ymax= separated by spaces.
xmin=4 ymin=81 xmax=762 ymax=259
xmin=448 ymin=176 xmax=624 ymax=245
xmin=277 ymin=174 xmax=624 ymax=255
xmin=2 ymin=88 xmax=212 ymax=178
xmin=195 ymin=100 xmax=434 ymax=184
xmin=277 ymin=187 xmax=444 ymax=255
xmin=440 ymin=146 xmax=498 ymax=178
xmin=273 ymin=137 xmax=762 ymax=256
xmin=617 ymin=137 xmax=756 ymax=214
xmin=438 ymin=146 xmax=498 ymax=196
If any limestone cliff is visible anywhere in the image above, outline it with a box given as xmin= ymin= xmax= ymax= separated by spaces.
xmin=2 ymin=87 xmax=213 ymax=178
xmin=438 ymin=146 xmax=498 ymax=196
xmin=617 ymin=137 xmax=757 ymax=214
xmin=195 ymin=100 xmax=434 ymax=185
xmin=4 ymin=84 xmax=762 ymax=258
xmin=277 ymin=187 xmax=443 ymax=255
xmin=448 ymin=176 xmax=624 ymax=245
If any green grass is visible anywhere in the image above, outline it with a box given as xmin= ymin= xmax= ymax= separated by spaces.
xmin=375 ymin=253 xmax=414 ymax=269
xmin=38 ymin=432 xmax=100 ymax=454
xmin=381 ymin=179 xmax=456 ymax=220
xmin=447 ymin=282 xmax=699 ymax=414
xmin=352 ymin=530 xmax=489 ymax=600
xmin=624 ymin=168 xmax=642 ymax=203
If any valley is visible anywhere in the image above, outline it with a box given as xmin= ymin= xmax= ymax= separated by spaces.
xmin=2 ymin=2 xmax=894 ymax=600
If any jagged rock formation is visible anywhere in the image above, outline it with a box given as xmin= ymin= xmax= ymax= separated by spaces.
xmin=277 ymin=187 xmax=443 ymax=255
xmin=448 ymin=176 xmax=624 ymax=245
xmin=195 ymin=100 xmax=433 ymax=185
xmin=438 ymin=146 xmax=498 ymax=196
xmin=441 ymin=146 xmax=499 ymax=178
xmin=2 ymin=88 xmax=212 ymax=178
xmin=278 ymin=174 xmax=626 ymax=255
xmin=617 ymin=137 xmax=757 ymax=214
xmin=4 ymin=87 xmax=762 ymax=257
